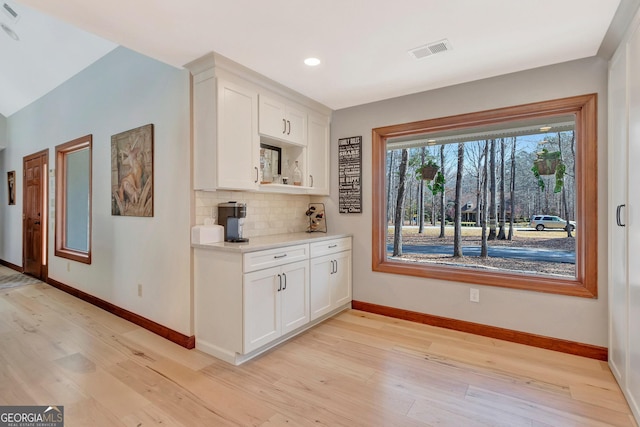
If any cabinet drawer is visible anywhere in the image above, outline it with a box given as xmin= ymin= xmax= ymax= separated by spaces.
xmin=310 ymin=237 xmax=351 ymax=257
xmin=244 ymin=244 xmax=309 ymax=273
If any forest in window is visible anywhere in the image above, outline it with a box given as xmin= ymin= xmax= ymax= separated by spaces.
xmin=386 ymin=115 xmax=577 ymax=279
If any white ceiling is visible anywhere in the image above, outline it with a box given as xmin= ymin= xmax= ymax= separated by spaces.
xmin=1 ymin=0 xmax=633 ymax=117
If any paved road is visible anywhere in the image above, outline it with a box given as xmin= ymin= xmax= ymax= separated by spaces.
xmin=387 ymin=244 xmax=575 ymax=264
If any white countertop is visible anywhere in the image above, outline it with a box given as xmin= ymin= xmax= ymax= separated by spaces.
xmin=192 ymin=232 xmax=351 ymax=253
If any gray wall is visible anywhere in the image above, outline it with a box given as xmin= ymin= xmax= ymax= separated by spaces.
xmin=0 ymin=47 xmax=193 ymax=335
xmin=328 ymin=57 xmax=609 ymax=346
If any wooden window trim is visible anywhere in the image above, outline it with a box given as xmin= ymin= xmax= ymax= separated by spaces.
xmin=372 ymin=94 xmax=598 ymax=298
xmin=55 ymin=135 xmax=92 ymax=264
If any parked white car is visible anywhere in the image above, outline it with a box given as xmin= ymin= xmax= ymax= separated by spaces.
xmin=529 ymin=215 xmax=576 ymax=231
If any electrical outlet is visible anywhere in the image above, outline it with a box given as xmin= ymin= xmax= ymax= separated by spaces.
xmin=137 ymin=284 xmax=143 ymax=297
xmin=470 ymin=288 xmax=480 ymax=303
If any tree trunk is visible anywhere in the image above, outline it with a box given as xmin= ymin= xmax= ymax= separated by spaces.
xmin=387 ymin=150 xmax=394 ymax=224
xmin=453 ymin=143 xmax=465 ymax=257
xmin=508 ymin=137 xmax=516 ymax=240
xmin=481 ymin=141 xmax=489 ymax=257
xmin=439 ymin=144 xmax=446 ymax=238
xmin=418 ymin=148 xmax=425 ymax=233
xmin=558 ymin=132 xmax=573 ymax=238
xmin=392 ymin=149 xmax=409 ymax=256
xmin=488 ymin=139 xmax=497 ymax=240
xmin=497 ymin=138 xmax=507 ymax=240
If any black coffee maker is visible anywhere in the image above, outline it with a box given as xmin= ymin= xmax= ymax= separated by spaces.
xmin=218 ymin=201 xmax=249 ymax=242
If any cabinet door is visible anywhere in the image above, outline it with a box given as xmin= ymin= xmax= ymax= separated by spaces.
xmin=627 ymin=24 xmax=640 ymax=412
xmin=286 ymin=105 xmax=307 ymax=146
xmin=259 ymin=95 xmax=287 ymax=140
xmin=307 ymin=113 xmax=330 ymax=195
xmin=609 ymin=46 xmax=629 ymax=385
xmin=280 ymin=260 xmax=310 ymax=334
xmin=332 ymin=250 xmax=352 ymax=308
xmin=310 ymin=254 xmax=333 ymax=321
xmin=217 ymin=79 xmax=259 ymax=190
xmin=244 ymin=266 xmax=281 ymax=353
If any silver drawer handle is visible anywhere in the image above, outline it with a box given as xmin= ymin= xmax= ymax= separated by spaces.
xmin=273 ymin=254 xmax=288 ymax=259
xmin=328 ymin=244 xmax=338 ymax=248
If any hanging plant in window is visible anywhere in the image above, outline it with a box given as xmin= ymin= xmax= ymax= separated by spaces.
xmin=531 ymin=149 xmax=565 ymax=193
xmin=420 ymin=159 xmax=439 ymax=181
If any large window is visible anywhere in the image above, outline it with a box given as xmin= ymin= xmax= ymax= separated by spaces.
xmin=55 ymin=135 xmax=92 ymax=264
xmin=372 ymin=94 xmax=597 ymax=297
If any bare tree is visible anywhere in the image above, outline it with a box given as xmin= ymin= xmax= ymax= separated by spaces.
xmin=488 ymin=139 xmax=497 ymax=240
xmin=453 ymin=143 xmax=465 ymax=257
xmin=386 ymin=150 xmax=395 ymax=223
xmin=392 ymin=149 xmax=409 ymax=256
xmin=558 ymin=132 xmax=573 ymax=238
xmin=481 ymin=140 xmax=489 ymax=257
xmin=508 ymin=137 xmax=517 ymax=240
xmin=497 ymin=138 xmax=507 ymax=240
xmin=439 ymin=144 xmax=446 ymax=238
xmin=418 ymin=147 xmax=425 ymax=233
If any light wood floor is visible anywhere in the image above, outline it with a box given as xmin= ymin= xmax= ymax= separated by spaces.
xmin=0 ymin=277 xmax=636 ymax=427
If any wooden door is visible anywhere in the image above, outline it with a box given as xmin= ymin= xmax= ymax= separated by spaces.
xmin=23 ymin=150 xmax=48 ymax=280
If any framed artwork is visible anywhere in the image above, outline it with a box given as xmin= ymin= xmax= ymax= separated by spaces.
xmin=111 ymin=124 xmax=154 ymax=217
xmin=259 ymin=143 xmax=281 ymax=183
xmin=7 ymin=171 xmax=15 ymax=205
xmin=338 ymin=136 xmax=362 ymax=213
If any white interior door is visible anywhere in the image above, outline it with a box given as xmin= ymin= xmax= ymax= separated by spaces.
xmin=609 ymin=44 xmax=629 ymax=385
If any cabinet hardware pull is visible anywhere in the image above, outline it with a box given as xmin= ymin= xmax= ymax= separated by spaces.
xmin=334 ymin=259 xmax=338 ymax=274
xmin=328 ymin=244 xmax=338 ymax=248
xmin=617 ymin=204 xmax=626 ymax=227
xmin=254 ymin=166 xmax=259 ymax=183
xmin=282 ymin=118 xmax=287 ymax=134
xmin=273 ymin=254 xmax=288 ymax=259
xmin=282 ymin=273 xmax=287 ymax=290
xmin=287 ymin=120 xmax=291 ymax=135
xmin=330 ymin=260 xmax=336 ymax=274
xmin=277 ymin=274 xmax=282 ymax=292
xmin=310 ymin=175 xmax=314 ymax=187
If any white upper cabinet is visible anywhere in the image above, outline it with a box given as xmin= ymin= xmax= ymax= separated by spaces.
xmin=188 ymin=53 xmax=331 ymax=194
xmin=307 ymin=113 xmax=330 ymax=195
xmin=217 ymin=79 xmax=260 ymax=190
xmin=259 ymin=95 xmax=307 ymax=146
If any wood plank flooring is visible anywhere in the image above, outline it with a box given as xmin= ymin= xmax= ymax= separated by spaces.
xmin=0 ymin=277 xmax=636 ymax=426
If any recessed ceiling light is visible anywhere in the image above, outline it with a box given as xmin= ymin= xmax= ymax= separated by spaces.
xmin=304 ymin=57 xmax=321 ymax=67
xmin=539 ymin=126 xmax=552 ymax=132
xmin=1 ymin=22 xmax=19 ymax=41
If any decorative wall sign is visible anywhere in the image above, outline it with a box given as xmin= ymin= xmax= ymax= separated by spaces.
xmin=111 ymin=124 xmax=154 ymax=217
xmin=7 ymin=171 xmax=15 ymax=205
xmin=338 ymin=136 xmax=362 ymax=214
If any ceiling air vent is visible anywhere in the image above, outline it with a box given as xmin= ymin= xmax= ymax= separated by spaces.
xmin=408 ymin=39 xmax=452 ymax=60
xmin=2 ymin=2 xmax=19 ymax=23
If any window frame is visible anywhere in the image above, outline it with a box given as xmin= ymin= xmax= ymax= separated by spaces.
xmin=372 ymin=94 xmax=597 ymax=298
xmin=55 ymin=135 xmax=92 ymax=264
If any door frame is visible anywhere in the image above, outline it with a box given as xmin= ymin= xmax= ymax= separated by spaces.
xmin=22 ymin=149 xmax=49 ymax=280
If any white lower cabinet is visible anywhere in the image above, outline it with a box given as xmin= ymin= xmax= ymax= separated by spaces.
xmin=194 ymin=236 xmax=352 ymax=365
xmin=310 ymin=238 xmax=352 ymax=321
xmin=244 ymin=260 xmax=309 ymax=353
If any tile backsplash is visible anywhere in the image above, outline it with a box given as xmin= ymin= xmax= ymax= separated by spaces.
xmin=195 ymin=191 xmax=312 ymax=237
